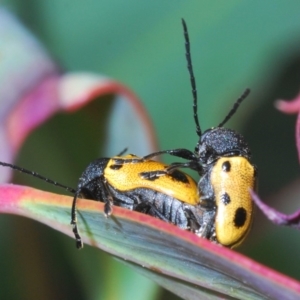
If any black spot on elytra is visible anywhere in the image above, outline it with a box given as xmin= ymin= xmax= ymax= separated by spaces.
xmin=110 ymin=164 xmax=123 ymax=170
xmin=222 ymin=161 xmax=231 ymax=172
xmin=140 ymin=171 xmax=159 ymax=181
xmin=170 ymin=170 xmax=189 ymax=183
xmin=234 ymin=207 xmax=247 ymax=227
xmin=221 ymin=193 xmax=231 ymax=205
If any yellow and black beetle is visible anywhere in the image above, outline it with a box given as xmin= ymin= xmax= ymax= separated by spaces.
xmin=0 ymin=154 xmax=205 ymax=249
xmin=122 ymin=19 xmax=257 ymax=248
xmin=70 ymin=154 xmax=205 ymax=249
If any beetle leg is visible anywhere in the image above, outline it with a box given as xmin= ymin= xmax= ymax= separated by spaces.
xmin=71 ymin=190 xmax=84 ymax=249
xmin=196 ymin=210 xmax=216 ymax=239
xmin=142 ymin=148 xmax=196 ymax=161
xmin=111 ymin=149 xmax=197 ymax=167
xmin=140 ymin=161 xmax=203 ymax=180
xmin=102 ymin=178 xmax=114 ymax=216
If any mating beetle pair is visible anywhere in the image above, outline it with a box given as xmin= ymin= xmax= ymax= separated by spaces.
xmin=70 ymin=19 xmax=257 ymax=248
xmin=0 ymin=19 xmax=256 ymax=249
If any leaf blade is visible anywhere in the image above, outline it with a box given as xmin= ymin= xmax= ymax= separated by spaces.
xmin=1 ymin=184 xmax=300 ymax=299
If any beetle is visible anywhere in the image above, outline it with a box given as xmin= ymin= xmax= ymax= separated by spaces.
xmin=70 ymin=154 xmax=205 ymax=249
xmin=0 ymin=154 xmax=205 ymax=248
xmin=0 ymin=155 xmax=204 ymax=249
xmin=118 ymin=19 xmax=257 ymax=248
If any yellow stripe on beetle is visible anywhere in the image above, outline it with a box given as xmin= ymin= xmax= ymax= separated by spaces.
xmin=105 ymin=154 xmax=199 ymax=205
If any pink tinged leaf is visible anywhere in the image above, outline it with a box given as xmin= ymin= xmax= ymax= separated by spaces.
xmin=0 ymin=8 xmax=58 ymax=181
xmin=57 ymin=73 xmax=158 ymax=156
xmin=0 ymin=9 xmax=58 ymax=111
xmin=275 ymin=92 xmax=300 ymax=164
xmin=250 ymin=190 xmax=300 ymax=229
xmin=6 ymin=77 xmax=60 ymax=153
xmin=0 ymin=8 xmax=157 ymax=182
xmin=275 ymin=93 xmax=300 ymax=114
xmin=6 ymin=73 xmax=157 ymax=158
xmin=1 ymin=184 xmax=300 ymax=300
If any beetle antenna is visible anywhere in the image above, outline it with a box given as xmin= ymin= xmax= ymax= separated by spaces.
xmin=0 ymin=161 xmax=76 ymax=194
xmin=218 ymin=88 xmax=251 ymax=128
xmin=182 ymin=19 xmax=201 ymax=137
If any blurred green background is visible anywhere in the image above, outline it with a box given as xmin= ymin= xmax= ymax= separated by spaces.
xmin=2 ymin=1 xmax=300 ymax=299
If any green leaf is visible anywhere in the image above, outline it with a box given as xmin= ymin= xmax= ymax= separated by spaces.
xmin=1 ymin=184 xmax=300 ymax=299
